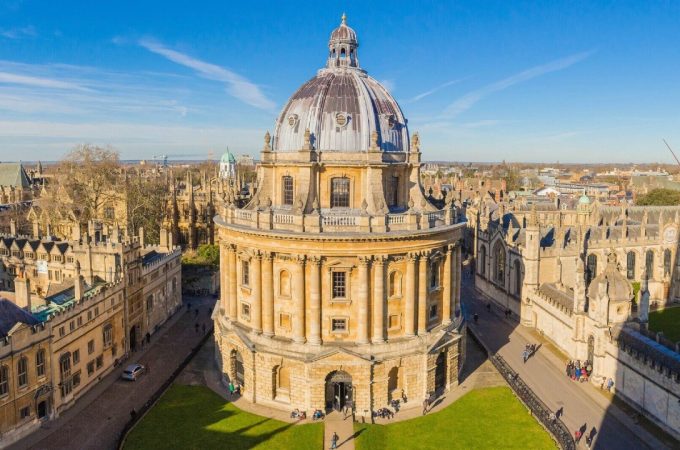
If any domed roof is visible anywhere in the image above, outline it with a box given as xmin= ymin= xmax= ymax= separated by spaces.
xmin=221 ymin=150 xmax=236 ymax=164
xmin=578 ymin=194 xmax=590 ymax=204
xmin=588 ymin=252 xmax=632 ymax=303
xmin=272 ymin=15 xmax=409 ymax=153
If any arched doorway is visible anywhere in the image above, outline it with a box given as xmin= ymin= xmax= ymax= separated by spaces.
xmin=37 ymin=400 xmax=47 ymax=419
xmin=230 ymin=350 xmax=244 ymax=386
xmin=325 ymin=370 xmax=352 ymax=413
xmin=434 ymin=352 xmax=447 ymax=393
xmin=587 ymin=335 xmax=595 ymax=364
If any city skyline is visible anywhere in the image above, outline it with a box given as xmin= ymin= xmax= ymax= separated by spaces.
xmin=1 ymin=1 xmax=679 ymax=163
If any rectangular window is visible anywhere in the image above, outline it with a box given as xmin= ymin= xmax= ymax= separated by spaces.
xmin=331 ymin=318 xmax=347 ymax=332
xmin=59 ymin=327 xmax=65 ymax=337
xmin=387 ymin=176 xmax=399 ymax=207
xmin=77 ymin=316 xmax=82 ymax=327
xmin=87 ymin=361 xmax=95 ymax=376
xmin=96 ymin=355 xmax=103 ymax=369
xmin=73 ymin=372 xmax=81 ymax=388
xmin=429 ymin=304 xmax=438 ymax=320
xmin=88 ymin=340 xmax=95 ymax=355
xmin=241 ymin=302 xmax=251 ymax=320
xmin=17 ymin=358 xmax=27 ymax=387
xmin=88 ymin=311 xmax=92 ymax=321
xmin=36 ymin=351 xmax=45 ymax=377
xmin=0 ymin=366 xmax=8 ymax=396
xmin=103 ymin=324 xmax=113 ymax=348
xmin=20 ymin=406 xmax=30 ymax=419
xmin=61 ymin=379 xmax=73 ymax=398
xmin=242 ymin=260 xmax=250 ymax=286
xmin=60 ymin=354 xmax=71 ymax=378
xmin=70 ymin=320 xmax=75 ymax=332
xmin=282 ymin=176 xmax=294 ymax=205
xmin=332 ymin=271 xmax=346 ymax=299
xmin=73 ymin=349 xmax=80 ymax=365
xmin=331 ymin=177 xmax=350 ymax=208
xmin=146 ymin=295 xmax=153 ymax=311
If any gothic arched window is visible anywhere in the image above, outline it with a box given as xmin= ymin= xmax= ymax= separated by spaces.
xmin=478 ymin=246 xmax=487 ymax=277
xmin=626 ymin=251 xmax=636 ymax=280
xmin=663 ymin=249 xmax=672 ymax=277
xmin=645 ymin=250 xmax=654 ymax=279
xmin=493 ymin=242 xmax=505 ymax=285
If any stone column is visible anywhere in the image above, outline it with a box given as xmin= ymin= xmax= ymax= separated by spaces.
xmin=262 ymin=252 xmax=274 ymax=337
xmin=220 ymin=243 xmax=229 ymax=315
xmin=357 ymin=257 xmax=370 ymax=344
xmin=293 ymin=256 xmax=306 ymax=343
xmin=418 ymin=252 xmax=429 ymax=335
xmin=442 ymin=246 xmax=452 ymax=325
xmin=228 ymin=245 xmax=238 ymax=321
xmin=372 ymin=256 xmax=385 ymax=343
xmin=308 ymin=256 xmax=322 ymax=345
xmin=251 ymin=253 xmax=262 ymax=333
xmin=405 ymin=253 xmax=417 ymax=336
xmin=455 ymin=244 xmax=462 ymax=315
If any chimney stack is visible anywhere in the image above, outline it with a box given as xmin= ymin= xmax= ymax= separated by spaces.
xmin=10 ymin=219 xmax=16 ymax=236
xmin=14 ymin=271 xmax=33 ymax=311
xmin=74 ymin=261 xmax=84 ymax=301
xmin=138 ymin=226 xmax=145 ymax=247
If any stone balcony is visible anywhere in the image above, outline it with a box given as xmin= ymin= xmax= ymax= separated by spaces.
xmin=216 ymin=205 xmax=458 ymax=235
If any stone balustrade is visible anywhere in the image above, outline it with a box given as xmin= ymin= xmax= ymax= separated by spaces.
xmin=218 ymin=205 xmax=457 ymax=234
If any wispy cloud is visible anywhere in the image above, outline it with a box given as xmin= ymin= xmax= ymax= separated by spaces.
xmin=139 ymin=38 xmax=275 ymax=111
xmin=380 ymin=79 xmax=396 ymax=92
xmin=460 ymin=119 xmax=503 ymax=128
xmin=406 ymin=78 xmax=467 ymax=104
xmin=0 ymin=71 xmax=90 ymax=91
xmin=444 ymin=51 xmax=594 ymax=117
xmin=0 ymin=25 xmax=36 ymax=40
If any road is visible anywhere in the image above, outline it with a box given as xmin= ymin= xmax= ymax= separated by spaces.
xmin=10 ymin=296 xmax=216 ymax=450
xmin=462 ymin=280 xmax=672 ymax=450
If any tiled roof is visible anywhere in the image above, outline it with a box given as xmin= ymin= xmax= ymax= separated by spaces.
xmin=0 ymin=162 xmax=31 ymax=188
xmin=0 ymin=298 xmax=40 ymax=337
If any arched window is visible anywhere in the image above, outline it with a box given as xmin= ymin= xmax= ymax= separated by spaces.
xmin=0 ymin=365 xmax=8 ymax=396
xmin=279 ymin=270 xmax=291 ymax=297
xmin=586 ymin=254 xmax=597 ymax=286
xmin=430 ymin=261 xmax=440 ymax=289
xmin=282 ymin=176 xmax=294 ymax=206
xmin=273 ymin=365 xmax=290 ymax=400
xmin=514 ymin=260 xmax=522 ymax=296
xmin=17 ymin=357 xmax=27 ymax=387
xmin=389 ymin=271 xmax=402 ymax=297
xmin=478 ymin=246 xmax=487 ymax=277
xmin=645 ymin=250 xmax=654 ymax=279
xmin=340 ymin=48 xmax=346 ymax=59
xmin=330 ymin=177 xmax=350 ymax=208
xmin=664 ymin=249 xmax=672 ymax=277
xmin=59 ymin=353 xmax=71 ymax=379
xmin=387 ymin=366 xmax=402 ymax=393
xmin=493 ymin=242 xmax=505 ymax=285
xmin=626 ymin=251 xmax=636 ymax=280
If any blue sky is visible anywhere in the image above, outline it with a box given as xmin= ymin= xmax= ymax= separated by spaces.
xmin=0 ymin=0 xmax=679 ymax=163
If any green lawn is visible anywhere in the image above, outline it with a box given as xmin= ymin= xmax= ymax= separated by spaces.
xmin=649 ymin=306 xmax=680 ymax=342
xmin=354 ymin=387 xmax=555 ymax=450
xmin=124 ymin=385 xmax=323 ymax=450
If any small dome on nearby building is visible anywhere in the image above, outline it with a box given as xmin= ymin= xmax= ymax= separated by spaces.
xmin=221 ymin=150 xmax=236 ymax=164
xmin=578 ymin=194 xmax=590 ymax=205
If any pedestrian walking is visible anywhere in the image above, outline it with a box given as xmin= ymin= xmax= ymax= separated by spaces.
xmin=228 ymin=381 xmax=235 ymax=396
xmin=422 ymin=397 xmax=429 ymax=415
xmin=575 ymin=430 xmax=582 ymax=443
xmin=473 ymin=313 xmax=479 ymax=323
xmin=330 ymin=431 xmax=339 ymax=449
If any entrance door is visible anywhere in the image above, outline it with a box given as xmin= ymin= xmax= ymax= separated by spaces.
xmin=435 ymin=352 xmax=447 ymax=392
xmin=37 ymin=401 xmax=47 ymax=419
xmin=325 ymin=371 xmax=353 ymax=412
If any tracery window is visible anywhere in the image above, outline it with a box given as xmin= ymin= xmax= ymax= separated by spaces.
xmin=645 ymin=250 xmax=654 ymax=279
xmin=626 ymin=251 xmax=636 ymax=280
xmin=664 ymin=249 xmax=672 ymax=277
xmin=330 ymin=177 xmax=350 ymax=208
xmin=493 ymin=242 xmax=506 ymax=284
xmin=586 ymin=254 xmax=597 ymax=286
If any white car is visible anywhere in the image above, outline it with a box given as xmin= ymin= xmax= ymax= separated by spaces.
xmin=121 ymin=364 xmax=146 ymax=381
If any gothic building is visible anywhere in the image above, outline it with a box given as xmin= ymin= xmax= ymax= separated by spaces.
xmin=213 ymin=16 xmax=465 ymax=418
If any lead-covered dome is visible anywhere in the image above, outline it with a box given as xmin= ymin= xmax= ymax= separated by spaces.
xmin=272 ymin=15 xmax=409 ymax=153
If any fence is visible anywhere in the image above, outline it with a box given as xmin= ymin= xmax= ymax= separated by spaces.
xmin=117 ymin=326 xmax=215 ymax=450
xmin=467 ymin=328 xmax=576 ymax=450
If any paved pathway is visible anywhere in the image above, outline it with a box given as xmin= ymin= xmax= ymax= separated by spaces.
xmin=463 ymin=280 xmax=675 ymax=450
xmin=10 ymin=296 xmax=216 ymax=450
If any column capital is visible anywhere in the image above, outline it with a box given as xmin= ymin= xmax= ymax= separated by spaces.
xmin=261 ymin=251 xmax=273 ymax=261
xmin=407 ymin=252 xmax=420 ymax=262
xmin=373 ymin=255 xmax=387 ymax=265
xmin=308 ymin=255 xmax=322 ymax=265
xmin=293 ymin=254 xmax=307 ymax=264
xmin=225 ymin=243 xmax=236 ymax=252
xmin=358 ymin=256 xmax=371 ymax=266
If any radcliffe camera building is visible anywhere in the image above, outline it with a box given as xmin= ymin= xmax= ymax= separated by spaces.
xmin=213 ymin=16 xmax=466 ymax=417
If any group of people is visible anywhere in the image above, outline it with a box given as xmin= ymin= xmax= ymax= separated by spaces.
xmin=575 ymin=425 xmax=598 ymax=448
xmin=566 ymin=360 xmax=592 ymax=382
xmin=227 ymin=380 xmax=241 ymax=396
xmin=522 ymin=343 xmax=538 ymax=363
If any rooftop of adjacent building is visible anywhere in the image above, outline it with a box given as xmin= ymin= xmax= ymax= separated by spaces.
xmin=0 ymin=297 xmax=41 ymax=338
xmin=0 ymin=162 xmax=31 ymax=189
